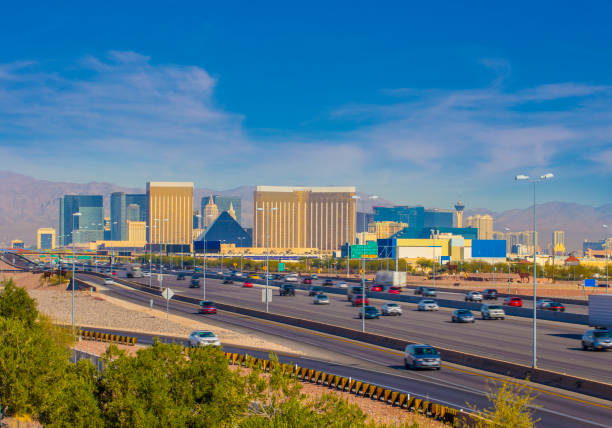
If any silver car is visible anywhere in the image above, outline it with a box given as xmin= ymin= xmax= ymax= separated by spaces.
xmin=582 ymin=329 xmax=612 ymax=351
xmin=417 ymin=299 xmax=439 ymax=311
xmin=335 ymin=281 xmax=348 ymax=288
xmin=313 ymin=294 xmax=330 ymax=305
xmin=404 ymin=344 xmax=441 ymax=370
xmin=465 ymin=291 xmax=483 ymax=302
xmin=480 ymin=304 xmax=505 ymax=320
xmin=536 ymin=298 xmax=554 ymax=309
xmin=381 ymin=302 xmax=402 ymax=316
xmin=189 ymin=330 xmax=221 ymax=347
xmin=452 ymin=309 xmax=475 ymax=323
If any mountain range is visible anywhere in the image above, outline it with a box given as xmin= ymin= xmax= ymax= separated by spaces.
xmin=0 ymin=171 xmax=609 ymax=252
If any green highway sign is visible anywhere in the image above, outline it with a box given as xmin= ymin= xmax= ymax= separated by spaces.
xmin=278 ymin=262 xmax=285 ymax=272
xmin=349 ymin=241 xmax=378 ymax=259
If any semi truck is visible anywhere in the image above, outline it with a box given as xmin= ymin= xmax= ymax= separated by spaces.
xmin=589 ymin=294 xmax=612 ymax=329
xmin=126 ymin=264 xmax=143 ymax=278
xmin=375 ymin=270 xmax=407 ymax=287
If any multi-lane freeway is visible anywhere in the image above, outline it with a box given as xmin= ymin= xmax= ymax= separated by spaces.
xmin=78 ymin=272 xmax=612 ymax=428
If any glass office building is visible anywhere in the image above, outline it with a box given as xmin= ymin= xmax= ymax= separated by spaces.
xmin=59 ymin=195 xmax=104 ymax=245
xmin=110 ymin=192 xmax=147 ymax=241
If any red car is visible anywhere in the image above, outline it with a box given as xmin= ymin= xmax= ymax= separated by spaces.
xmin=352 ymin=295 xmax=370 ymax=306
xmin=387 ymin=286 xmax=401 ymax=294
xmin=198 ymin=301 xmax=217 ymax=314
xmin=370 ymin=284 xmax=383 ymax=292
xmin=504 ymin=297 xmax=523 ymax=307
xmin=243 ymin=281 xmax=254 ymax=288
xmin=112 ymin=271 xmax=117 ymax=276
xmin=303 ymin=278 xmax=312 ymax=285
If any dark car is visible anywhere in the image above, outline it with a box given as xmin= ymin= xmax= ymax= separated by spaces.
xmin=189 ymin=278 xmax=201 ymax=288
xmin=483 ymin=289 xmax=498 ymax=300
xmin=198 ymin=301 xmax=217 ymax=314
xmin=358 ymin=306 xmax=380 ymax=319
xmin=422 ymin=287 xmax=437 ymax=297
xmin=542 ymin=301 xmax=565 ymax=312
xmin=414 ymin=286 xmax=426 ymax=295
xmin=177 ymin=273 xmax=187 ymax=280
xmin=280 ymin=284 xmax=296 ymax=296
xmin=323 ymin=278 xmax=334 ymax=286
xmin=222 ymin=276 xmax=233 ymax=284
xmin=308 ymin=285 xmax=323 ymax=296
xmin=370 ymin=284 xmax=383 ymax=292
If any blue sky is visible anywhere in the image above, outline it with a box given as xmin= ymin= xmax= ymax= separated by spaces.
xmin=1 ymin=1 xmax=611 ymax=210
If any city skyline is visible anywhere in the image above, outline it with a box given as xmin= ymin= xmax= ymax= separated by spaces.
xmin=1 ymin=3 xmax=611 ymax=210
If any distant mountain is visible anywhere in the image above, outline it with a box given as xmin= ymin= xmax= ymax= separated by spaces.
xmin=465 ymin=202 xmax=612 ymax=252
xmin=0 ymin=172 xmax=390 ymax=246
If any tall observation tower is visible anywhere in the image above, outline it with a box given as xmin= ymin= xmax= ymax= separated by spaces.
xmin=454 ymin=200 xmax=465 ymax=228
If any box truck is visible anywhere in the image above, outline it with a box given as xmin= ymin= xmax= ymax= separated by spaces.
xmin=589 ymin=295 xmax=612 ymax=329
xmin=375 ymin=270 xmax=407 ymax=287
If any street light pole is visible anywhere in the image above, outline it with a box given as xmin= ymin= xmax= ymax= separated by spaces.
xmin=604 ymin=224 xmax=609 ymax=294
xmin=71 ymin=212 xmax=81 ymax=337
xmin=505 ymin=227 xmax=511 ymax=293
xmin=257 ymin=206 xmax=277 ymax=313
xmin=516 ymin=172 xmax=554 ymax=368
xmin=352 ymin=194 xmax=377 ymax=332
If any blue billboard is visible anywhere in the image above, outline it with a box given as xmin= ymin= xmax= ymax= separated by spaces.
xmin=471 ymin=240 xmax=506 ymax=258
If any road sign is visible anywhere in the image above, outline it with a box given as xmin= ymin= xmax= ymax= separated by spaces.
xmin=279 ymin=263 xmax=285 ymax=272
xmin=162 ymin=288 xmax=175 ymax=300
xmin=233 ymin=262 xmax=238 ymax=267
xmin=263 ymin=265 xmax=267 ymax=271
xmin=261 ymin=288 xmax=273 ymax=303
xmin=584 ymin=279 xmax=597 ymax=287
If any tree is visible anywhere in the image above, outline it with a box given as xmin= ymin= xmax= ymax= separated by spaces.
xmin=471 ymin=379 xmax=539 ymax=428
xmin=0 ymin=279 xmax=38 ymax=327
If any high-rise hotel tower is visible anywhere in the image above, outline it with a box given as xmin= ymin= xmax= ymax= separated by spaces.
xmin=146 ymin=182 xmax=194 ymax=251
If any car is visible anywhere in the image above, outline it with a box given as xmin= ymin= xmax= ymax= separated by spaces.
xmin=285 ymin=274 xmax=298 ymax=282
xmin=302 ymin=278 xmax=312 ymax=285
xmin=347 ymin=285 xmax=363 ymax=301
xmin=386 ymin=286 xmax=402 ymax=294
xmin=582 ymin=329 xmax=612 ymax=351
xmin=536 ymin=298 xmax=554 ymax=309
xmin=421 ymin=287 xmax=437 ymax=297
xmin=143 ymin=272 xmax=151 ymax=277
xmin=308 ymin=285 xmax=323 ymax=296
xmin=504 ymin=297 xmax=523 ymax=307
xmin=336 ymin=281 xmax=348 ymax=288
xmin=417 ymin=299 xmax=439 ymax=311
xmin=188 ymin=330 xmax=221 ymax=347
xmin=414 ymin=286 xmax=426 ymax=295
xmin=323 ymin=278 xmax=334 ymax=286
xmin=404 ymin=344 xmax=441 ymax=370
xmin=111 ymin=271 xmax=117 ymax=276
xmin=233 ymin=271 xmax=244 ymax=278
xmin=249 ymin=274 xmax=261 ymax=279
xmin=358 ymin=306 xmax=380 ymax=319
xmin=465 ymin=291 xmax=483 ymax=302
xmin=222 ymin=277 xmax=233 ymax=284
xmin=452 ymin=309 xmax=476 ymax=323
xmin=265 ymin=274 xmax=275 ymax=280
xmin=313 ymin=294 xmax=330 ymax=305
xmin=176 ymin=273 xmax=187 ymax=280
xmin=352 ymin=295 xmax=370 ymax=306
xmin=370 ymin=284 xmax=383 ymax=292
xmin=192 ymin=273 xmax=202 ymax=279
xmin=483 ymin=289 xmax=498 ymax=300
xmin=189 ymin=278 xmax=201 ymax=288
xmin=310 ymin=274 xmax=319 ymax=280
xmin=541 ymin=301 xmax=565 ymax=312
xmin=198 ymin=301 xmax=217 ymax=314
xmin=480 ymin=304 xmax=505 ymax=320
xmin=217 ymin=271 xmax=225 ymax=275
xmin=103 ymin=278 xmax=114 ymax=285
xmin=280 ymin=284 xmax=296 ymax=296
xmin=381 ymin=302 xmax=402 ymax=316
xmin=243 ymin=281 xmax=254 ymax=288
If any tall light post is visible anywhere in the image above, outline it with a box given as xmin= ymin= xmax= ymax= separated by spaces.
xmin=604 ymin=224 xmax=609 ymax=294
xmin=352 ymin=194 xmax=378 ymax=332
xmin=346 ymin=212 xmax=351 ymax=278
xmin=505 ymin=227 xmax=511 ymax=293
xmin=430 ymin=229 xmax=437 ymax=288
xmin=257 ymin=206 xmax=277 ymax=313
xmin=71 ymin=212 xmax=82 ymax=337
xmin=201 ymin=213 xmax=212 ymax=301
xmin=154 ymin=218 xmax=168 ymax=290
xmin=515 ymin=172 xmax=554 ymax=368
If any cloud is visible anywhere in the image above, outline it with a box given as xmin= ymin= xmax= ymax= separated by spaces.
xmin=0 ymin=52 xmax=610 ymax=208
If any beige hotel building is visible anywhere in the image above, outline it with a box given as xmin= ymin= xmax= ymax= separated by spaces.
xmin=253 ymin=186 xmax=356 ymax=251
xmin=146 ymin=182 xmax=194 ymax=248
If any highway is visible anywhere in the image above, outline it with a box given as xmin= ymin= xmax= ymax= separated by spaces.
xmin=79 ymin=273 xmax=612 ymax=428
xmin=119 ymin=271 xmax=610 ymax=384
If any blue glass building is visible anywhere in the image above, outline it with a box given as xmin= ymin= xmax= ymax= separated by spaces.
xmin=59 ymin=195 xmax=104 ymax=245
xmin=110 ymin=192 xmax=147 ymax=241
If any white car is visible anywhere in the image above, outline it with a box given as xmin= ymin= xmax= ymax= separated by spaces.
xmin=417 ymin=299 xmax=439 ymax=311
xmin=480 ymin=304 xmax=505 ymax=320
xmin=335 ymin=281 xmax=348 ymax=288
xmin=381 ymin=302 xmax=402 ymax=316
xmin=284 ymin=275 xmax=298 ymax=282
xmin=465 ymin=291 xmax=483 ymax=302
xmin=142 ymin=272 xmax=151 ymax=277
xmin=189 ymin=330 xmax=221 ymax=347
xmin=313 ymin=294 xmax=330 ymax=305
xmin=103 ymin=278 xmax=114 ymax=285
